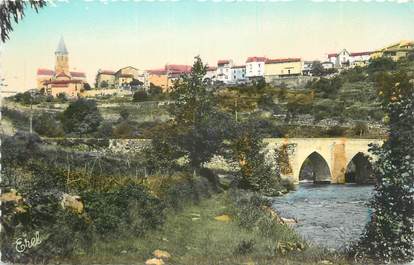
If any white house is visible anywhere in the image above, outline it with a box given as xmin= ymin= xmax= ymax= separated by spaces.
xmin=349 ymin=51 xmax=372 ymax=67
xmin=245 ymin=56 xmax=266 ymax=78
xmin=229 ymin=65 xmax=247 ymax=84
xmin=328 ymin=49 xmax=351 ymax=68
xmin=217 ymin=59 xmax=233 ymax=83
xmin=328 ymin=49 xmax=372 ymax=68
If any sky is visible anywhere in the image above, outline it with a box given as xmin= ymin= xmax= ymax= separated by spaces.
xmin=1 ymin=0 xmax=414 ymax=92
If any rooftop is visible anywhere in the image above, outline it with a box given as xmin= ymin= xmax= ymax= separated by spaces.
xmin=265 ymin=58 xmax=301 ymax=64
xmin=246 ymin=56 xmax=267 ymax=63
xmin=55 ymin=36 xmax=68 ymax=55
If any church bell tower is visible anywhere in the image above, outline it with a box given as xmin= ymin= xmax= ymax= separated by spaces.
xmin=55 ymin=37 xmax=69 ymax=75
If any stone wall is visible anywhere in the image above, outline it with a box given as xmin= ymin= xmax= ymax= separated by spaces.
xmin=265 ymin=76 xmax=319 ymax=89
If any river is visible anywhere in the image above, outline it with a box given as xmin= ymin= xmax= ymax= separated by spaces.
xmin=271 ymin=183 xmax=374 ymax=250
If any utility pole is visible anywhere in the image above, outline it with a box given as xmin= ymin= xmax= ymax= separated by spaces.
xmin=235 ymin=97 xmax=238 ymax=122
xmin=29 ymin=89 xmax=34 ymax=134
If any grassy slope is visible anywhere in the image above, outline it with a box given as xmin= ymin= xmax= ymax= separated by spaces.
xmin=70 ymin=192 xmax=358 ymax=265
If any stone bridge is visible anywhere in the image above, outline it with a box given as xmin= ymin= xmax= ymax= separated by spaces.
xmin=264 ymin=138 xmax=383 ymax=184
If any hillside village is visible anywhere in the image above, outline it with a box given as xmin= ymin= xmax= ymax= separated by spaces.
xmin=35 ymin=38 xmax=414 ymax=98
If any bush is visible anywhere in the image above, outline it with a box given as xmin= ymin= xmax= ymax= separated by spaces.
xmin=133 ymin=91 xmax=149 ymax=102
xmin=326 ymin=125 xmax=346 ymax=137
xmin=352 ymin=121 xmax=368 ymax=136
xmin=82 ymin=183 xmax=165 ymax=238
xmin=61 ymin=98 xmax=103 ymax=136
xmin=233 ymin=239 xmax=255 ymax=255
xmin=33 ymin=112 xmax=64 ymax=137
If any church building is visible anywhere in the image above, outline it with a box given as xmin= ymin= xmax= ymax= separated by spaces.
xmin=37 ymin=37 xmax=86 ymax=98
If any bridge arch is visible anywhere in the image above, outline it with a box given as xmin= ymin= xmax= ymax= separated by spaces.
xmin=299 ymin=151 xmax=332 ymax=183
xmin=344 ymin=152 xmax=374 ymax=184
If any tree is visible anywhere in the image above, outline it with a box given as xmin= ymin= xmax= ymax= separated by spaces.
xmin=169 ymin=56 xmax=232 ymax=170
xmin=367 ymin=57 xmax=396 ymax=74
xmin=311 ymin=61 xmax=325 ymax=76
xmin=353 ymin=72 xmax=414 ymax=263
xmin=228 ymin=119 xmax=282 ymax=196
xmin=83 ymin=83 xmax=92 ymax=91
xmin=57 ymin=93 xmax=68 ymax=103
xmin=100 ymin=80 xmax=109 ymax=89
xmin=149 ymin=85 xmax=162 ymax=96
xmin=133 ymin=91 xmax=148 ymax=102
xmin=0 ymin=0 xmax=47 ymax=42
xmin=130 ymin=78 xmax=144 ymax=90
xmin=33 ymin=112 xmax=64 ymax=137
xmin=61 ymin=99 xmax=103 ymax=137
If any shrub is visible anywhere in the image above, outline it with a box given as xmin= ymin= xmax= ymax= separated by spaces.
xmin=133 ymin=91 xmax=149 ymax=102
xmin=352 ymin=121 xmax=368 ymax=136
xmin=326 ymin=125 xmax=346 ymax=137
xmin=33 ymin=112 xmax=64 ymax=137
xmin=233 ymin=239 xmax=255 ymax=255
xmin=82 ymin=183 xmax=165 ymax=237
xmin=61 ymin=98 xmax=103 ymax=136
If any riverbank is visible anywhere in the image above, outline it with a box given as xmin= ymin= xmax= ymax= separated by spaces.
xmin=64 ymin=190 xmax=363 ymax=265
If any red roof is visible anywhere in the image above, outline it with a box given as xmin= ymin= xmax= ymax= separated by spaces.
xmin=166 ymin=64 xmax=192 ymax=74
xmin=56 ymin=72 xmax=71 ymax=78
xmin=37 ymin=69 xmax=55 ymax=76
xmin=207 ymin=66 xmax=217 ymax=71
xmin=232 ymin=65 xmax=246 ymax=69
xmin=99 ymin=70 xmax=115 ymax=75
xmin=350 ymin=51 xmax=372 ymax=56
xmin=217 ymin=60 xmax=230 ymax=65
xmin=328 ymin=53 xmax=338 ymax=58
xmin=246 ymin=57 xmax=267 ymax=63
xmin=265 ymin=58 xmax=301 ymax=64
xmin=148 ymin=69 xmax=167 ymax=75
xmin=44 ymin=79 xmax=82 ymax=85
xmin=70 ymin=71 xmax=86 ymax=78
xmin=50 ymin=84 xmax=69 ymax=88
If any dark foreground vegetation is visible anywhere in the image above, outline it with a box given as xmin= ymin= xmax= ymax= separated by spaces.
xmin=1 ymin=56 xmax=413 ymax=264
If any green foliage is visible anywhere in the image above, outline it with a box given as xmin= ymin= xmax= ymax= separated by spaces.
xmin=82 ymin=183 xmax=165 ymax=237
xmin=167 ymin=56 xmax=233 ymax=169
xmin=367 ymin=57 xmax=397 ymax=74
xmin=57 ymin=92 xmax=68 ymax=102
xmin=112 ymin=120 xmax=135 ymax=138
xmin=353 ymin=72 xmax=414 ymax=263
xmin=83 ymin=83 xmax=92 ymax=90
xmin=352 ymin=121 xmax=368 ymax=136
xmin=61 ymin=98 xmax=103 ymax=136
xmin=133 ymin=90 xmax=149 ymax=102
xmin=33 ymin=112 xmax=64 ymax=137
xmin=325 ymin=125 xmax=347 ymax=137
xmin=285 ymin=93 xmax=313 ymax=121
xmin=229 ymin=119 xmax=282 ymax=196
xmin=375 ymin=70 xmax=413 ymax=107
xmin=311 ymin=61 xmax=325 ymax=76
xmin=94 ymin=122 xmax=114 ymax=139
xmin=100 ymin=80 xmax=109 ymax=88
xmin=1 ymin=0 xmax=47 ymax=42
xmin=311 ymin=77 xmax=343 ymax=98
